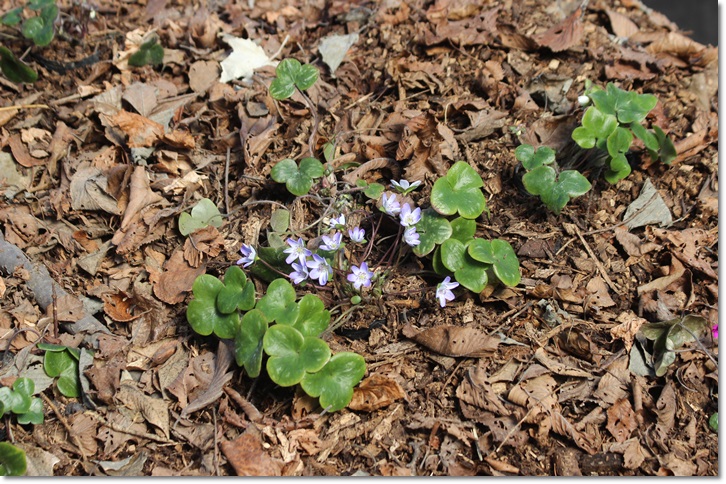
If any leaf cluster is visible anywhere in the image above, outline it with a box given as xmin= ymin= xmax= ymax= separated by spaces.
xmin=128 ymin=38 xmax=164 ymax=67
xmin=271 ymin=157 xmax=325 ymax=196
xmin=187 ymin=274 xmax=366 ymax=412
xmin=0 ymin=377 xmax=43 ymax=425
xmin=572 ymin=83 xmax=676 ymax=184
xmin=37 ymin=343 xmax=81 ymax=398
xmin=414 ymin=162 xmax=520 ymax=293
xmin=269 ymin=58 xmax=319 ymax=100
xmin=639 ymin=315 xmax=709 ymax=377
xmin=3 ymin=0 xmax=58 ymax=47
xmin=516 ymin=144 xmax=591 ymax=214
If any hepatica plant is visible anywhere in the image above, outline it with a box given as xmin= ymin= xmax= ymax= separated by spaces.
xmin=187 ymin=273 xmax=366 ymax=412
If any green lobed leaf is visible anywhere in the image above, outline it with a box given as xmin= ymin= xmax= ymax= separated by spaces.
xmin=269 ymin=77 xmax=295 ymax=100
xmin=257 ymin=278 xmax=299 ymax=325
xmin=514 ymin=144 xmax=535 ymax=164
xmin=269 ymin=209 xmax=290 ymax=233
xmin=630 ymin=122 xmax=660 ymax=152
xmin=56 ymin=371 xmax=80 ymax=398
xmin=0 ymin=387 xmax=29 ymax=415
xmin=606 ymin=126 xmax=633 ymax=158
xmin=412 ymin=209 xmax=452 ymax=257
xmin=216 ymin=266 xmax=249 ymax=314
xmin=1 ymin=8 xmax=23 ymax=26
xmin=453 ymin=253 xmax=489 ymax=293
xmin=468 ymin=238 xmax=521 ymax=287
xmin=298 ymin=157 xmax=324 ymax=179
xmin=430 ymin=162 xmax=487 ymax=219
xmin=16 ymin=397 xmax=43 ymax=425
xmin=653 ymin=126 xmax=677 ymax=165
xmin=571 ymin=126 xmax=595 ymax=149
xmin=0 ymin=442 xmax=26 ymax=476
xmin=522 ymin=165 xmax=556 ymax=197
xmin=271 ymin=158 xmax=298 ymax=183
xmin=21 ymin=17 xmax=44 ymax=42
xmin=431 ymin=246 xmax=449 ymax=275
xmin=581 ymin=106 xmax=618 ymax=140
xmin=186 ymin=275 xmax=239 ymax=338
xmin=440 ymin=238 xmax=467 ymax=272
xmin=263 ymin=325 xmax=331 ymax=387
xmin=520 ymin=146 xmax=556 ymax=170
xmin=450 ymin=217 xmax=476 ymax=242
xmin=42 ymin=348 xmax=75 ymax=379
xmin=294 ymin=63 xmax=319 ymax=91
xmin=179 ymin=198 xmax=223 ymax=236
xmin=300 ymin=352 xmax=366 ymax=412
xmin=604 ymin=154 xmax=631 ymax=184
xmin=128 ymin=39 xmax=164 ymax=67
xmin=12 ymin=378 xmax=35 ymax=398
xmin=234 ymin=309 xmax=268 ymax=378
xmin=618 ymin=92 xmax=657 ymax=124
xmin=293 ymin=294 xmax=330 ymax=337
xmin=363 ymin=182 xmax=385 ymax=199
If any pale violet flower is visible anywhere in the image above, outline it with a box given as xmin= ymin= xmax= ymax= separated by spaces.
xmin=290 ymin=261 xmax=309 ymax=284
xmin=328 ymin=214 xmax=346 ymax=230
xmin=306 ymin=254 xmax=332 ymax=285
xmin=284 ymin=237 xmax=311 ymax=265
xmin=436 ymin=276 xmax=459 ymax=307
xmin=403 ymin=227 xmax=420 ymax=247
xmin=391 ymin=179 xmax=422 ymax=195
xmin=380 ymin=193 xmax=401 ymax=216
xmin=320 ymin=232 xmax=343 ymax=251
xmin=399 ymin=203 xmax=421 ymax=227
xmin=347 ymin=262 xmax=374 ymax=290
xmin=349 ymin=227 xmax=366 ymax=244
xmin=236 ymin=244 xmax=257 ymax=268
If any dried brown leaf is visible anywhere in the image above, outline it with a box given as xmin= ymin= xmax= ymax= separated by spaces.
xmin=402 ymin=324 xmax=500 ymax=357
xmin=110 ymin=110 xmax=164 ymax=148
xmin=533 ymin=347 xmax=594 ymax=378
xmin=153 ymin=250 xmax=206 ymax=305
xmin=220 ymin=431 xmax=283 ymax=476
xmin=606 ymin=398 xmax=638 ymax=443
xmin=534 ymin=6 xmax=584 ymax=52
xmin=117 ymin=381 xmax=170 ymax=439
xmin=605 ymin=9 xmax=639 ymax=38
xmin=349 ymin=374 xmax=406 ymax=411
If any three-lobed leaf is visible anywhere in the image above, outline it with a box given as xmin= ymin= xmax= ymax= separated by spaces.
xmin=256 ymin=278 xmax=299 ymax=324
xmin=234 ymin=309 xmax=268 ymax=378
xmin=300 ymin=352 xmax=366 ymax=412
xmin=430 ymin=161 xmax=487 ymax=219
xmin=263 ymin=325 xmax=331 ymax=387
xmin=37 ymin=344 xmax=81 ymax=398
xmin=269 ymin=58 xmax=319 ymax=100
xmin=186 ymin=274 xmax=240 ymax=338
xmin=413 ymin=209 xmax=452 ymax=257
xmin=129 ymin=38 xmax=164 ymax=67
xmin=216 ymin=265 xmax=255 ymax=314
xmin=179 ymin=198 xmax=223 ymax=236
xmin=271 ymin=157 xmax=324 ymax=196
xmin=292 ymin=294 xmax=330 ymax=337
xmin=515 ymin=145 xmax=556 ymax=170
xmin=0 ymin=442 xmax=26 ymax=476
xmin=468 ymin=239 xmax=521 ymax=287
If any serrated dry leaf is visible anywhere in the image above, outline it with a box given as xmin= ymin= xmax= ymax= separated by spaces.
xmin=402 ymin=324 xmax=500 ymax=357
xmin=349 ymin=374 xmax=406 ymax=411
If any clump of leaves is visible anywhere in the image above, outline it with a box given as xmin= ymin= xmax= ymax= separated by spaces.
xmin=2 ymin=0 xmax=59 ymax=47
xmin=178 ymin=198 xmax=223 ymax=236
xmin=269 ymin=58 xmax=319 ymax=100
xmin=516 ymin=144 xmax=591 ymax=214
xmin=187 ymin=273 xmax=365 ymax=412
xmin=0 ymin=377 xmax=43 ymax=425
xmin=415 ymin=164 xmax=520 ymax=293
xmin=271 ymin=157 xmax=325 ymax=196
xmin=0 ymin=442 xmax=26 ymax=476
xmin=638 ymin=315 xmax=710 ymax=377
xmin=572 ymin=82 xmax=676 ymax=184
xmin=0 ymin=47 xmax=37 ymax=83
xmin=128 ymin=38 xmax=164 ymax=67
xmin=37 ymin=343 xmax=81 ymax=398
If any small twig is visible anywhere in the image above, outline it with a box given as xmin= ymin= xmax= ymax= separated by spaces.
xmin=224 ymin=387 xmax=262 ymax=422
xmin=224 ymin=146 xmax=231 ymax=215
xmin=0 ymin=104 xmax=51 ymax=112
xmin=570 ymin=223 xmax=621 ymax=295
xmin=41 ymin=393 xmax=88 ymax=460
xmin=51 ymin=284 xmax=59 ymax=340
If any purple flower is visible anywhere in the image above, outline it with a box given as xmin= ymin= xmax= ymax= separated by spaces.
xmin=284 ymin=237 xmax=311 ymax=265
xmin=306 ymin=254 xmax=332 ymax=286
xmin=380 ymin=193 xmax=401 ymax=216
xmin=713 ymin=323 xmax=719 ymax=339
xmin=236 ymin=244 xmax=257 ymax=268
xmin=328 ymin=214 xmax=346 ymax=230
xmin=348 ymin=227 xmax=366 ymax=244
xmin=391 ymin=179 xmax=421 ymax=194
xmin=403 ymin=227 xmax=420 ymax=247
xmin=436 ymin=276 xmax=459 ymax=307
xmin=347 ymin=262 xmax=374 ymax=290
xmin=290 ymin=261 xmax=309 ymax=284
xmin=399 ymin=203 xmax=422 ymax=227
xmin=320 ymin=232 xmax=343 ymax=251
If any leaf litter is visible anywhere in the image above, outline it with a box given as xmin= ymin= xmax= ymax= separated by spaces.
xmin=0 ymin=0 xmax=717 ymax=477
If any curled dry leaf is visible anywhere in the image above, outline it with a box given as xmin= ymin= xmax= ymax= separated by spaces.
xmin=402 ymin=324 xmax=500 ymax=357
xmin=349 ymin=374 xmax=406 ymax=411
xmin=220 ymin=431 xmax=283 ymax=476
xmin=103 ymin=291 xmax=138 ymax=322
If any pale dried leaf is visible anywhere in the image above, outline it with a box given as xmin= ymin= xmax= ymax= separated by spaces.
xmin=533 ymin=347 xmax=594 ymax=378
xmin=117 ymin=382 xmax=170 ymax=439
xmin=349 ymin=374 xmax=406 ymax=411
xmin=606 ymin=398 xmax=638 ymax=443
xmin=403 ymin=324 xmax=500 ymax=357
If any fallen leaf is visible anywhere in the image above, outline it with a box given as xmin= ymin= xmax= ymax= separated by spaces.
xmin=319 ymin=33 xmax=359 ymax=77
xmin=18 ymin=444 xmax=60 ymax=476
xmin=586 ymin=276 xmax=615 ymax=308
xmin=189 ymin=60 xmax=220 ymax=93
xmin=623 ymin=178 xmax=673 ymax=229
xmin=122 ymin=83 xmax=158 ymax=118
xmin=220 ymin=430 xmax=283 ymax=476
xmin=117 ymin=380 xmax=170 ymax=439
xmin=153 ymin=249 xmax=206 ymax=304
xmin=533 ymin=347 xmax=594 ymax=378
xmin=605 ymin=9 xmax=639 ymax=38
xmin=402 ymin=324 xmax=500 ymax=357
xmin=534 ymin=5 xmax=584 ymax=52
xmin=610 ymin=312 xmax=648 ymax=351
xmin=109 ymin=110 xmax=164 ymax=148
xmin=349 ymin=374 xmax=406 ymax=411
xmin=0 ymin=151 xmax=31 ymax=199
xmin=69 ymin=165 xmax=121 ymax=215
xmin=69 ymin=412 xmax=99 ymax=456
xmin=219 ymin=35 xmax=276 ymax=83
xmin=606 ymin=398 xmax=638 ymax=443
xmin=7 ymin=133 xmax=44 ymax=167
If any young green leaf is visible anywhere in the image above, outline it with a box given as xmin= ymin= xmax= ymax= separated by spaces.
xmin=515 ymin=145 xmax=555 ymax=170
xmin=216 ymin=265 xmax=255 ymax=313
xmin=606 ymin=126 xmax=633 ymax=158
xmin=449 ymin=217 xmax=477 ymax=242
xmin=16 ymin=397 xmax=43 ymax=425
xmin=0 ymin=442 xmax=26 ymax=476
xmin=630 ymin=122 xmax=660 ymax=152
xmin=269 ymin=59 xmax=319 ymax=100
xmin=412 ymin=209 xmax=452 ymax=257
xmin=468 ymin=239 xmax=521 ymax=287
xmin=300 ymin=352 xmax=366 ymax=412
xmin=186 ymin=274 xmax=240 ymax=338
xmin=653 ymin=126 xmax=677 ymax=165
xmin=430 ymin=161 xmax=487 ymax=219
xmin=440 ymin=238 xmax=467 ymax=272
xmin=129 ymin=38 xmax=164 ymax=67
xmin=256 ymin=278 xmax=299 ymax=325
xmin=234 ymin=309 xmax=268 ymax=378
xmin=617 ymin=91 xmax=657 ymax=124
xmin=581 ymin=106 xmax=618 ymax=140
xmin=293 ymin=294 xmax=330 ymax=337
xmin=270 ymin=157 xmax=324 ymax=196
xmin=179 ymin=198 xmax=223 ymax=236
xmin=453 ymin=252 xmax=489 ymax=293
xmin=0 ymin=387 xmax=29 ymax=415
xmin=604 ymin=153 xmax=631 ymax=184
xmin=263 ymin=325 xmax=331 ymax=387
xmin=363 ymin=182 xmax=385 ymax=200
xmin=38 ymin=344 xmax=81 ymax=398
xmin=0 ymin=47 xmax=38 ymax=84
xmin=1 ymin=8 xmax=23 ymax=26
